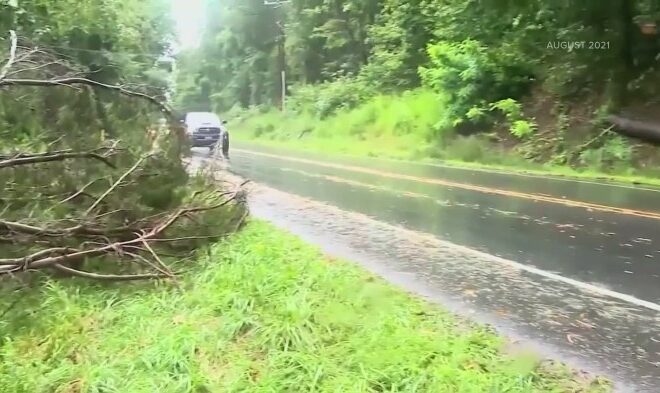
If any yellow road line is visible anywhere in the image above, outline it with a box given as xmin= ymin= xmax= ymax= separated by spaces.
xmin=280 ymin=167 xmax=433 ymax=199
xmin=234 ymin=149 xmax=660 ymax=220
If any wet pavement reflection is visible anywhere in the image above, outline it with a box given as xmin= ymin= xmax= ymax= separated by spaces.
xmin=228 ymin=148 xmax=660 ymax=303
xmin=236 ymin=142 xmax=660 ymax=212
xmin=193 ymin=147 xmax=660 ymax=391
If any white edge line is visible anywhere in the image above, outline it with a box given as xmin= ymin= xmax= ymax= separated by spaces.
xmin=341 ymin=192 xmax=660 ymax=313
xmin=218 ymin=151 xmax=660 ymax=313
xmin=445 ymin=241 xmax=660 ymax=313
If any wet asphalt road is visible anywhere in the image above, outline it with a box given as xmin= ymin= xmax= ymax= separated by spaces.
xmin=194 ymin=144 xmax=660 ymax=390
xmin=227 ymin=144 xmax=660 ymax=303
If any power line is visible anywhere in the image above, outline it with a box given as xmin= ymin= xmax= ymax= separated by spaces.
xmin=39 ymin=45 xmax=169 ymax=60
xmin=7 ymin=44 xmax=175 ymax=71
xmin=264 ymin=0 xmax=289 ymax=112
xmin=4 ymin=37 xmax=172 ymax=60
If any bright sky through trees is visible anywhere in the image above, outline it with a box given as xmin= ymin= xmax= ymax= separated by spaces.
xmin=171 ymin=0 xmax=204 ymax=49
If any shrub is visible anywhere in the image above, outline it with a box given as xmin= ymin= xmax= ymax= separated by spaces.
xmin=579 ymin=136 xmax=632 ymax=171
xmin=490 ymin=98 xmax=536 ymax=139
xmin=490 ymin=98 xmax=522 ymax=121
xmin=289 ymin=77 xmax=376 ymax=119
xmin=444 ymin=136 xmax=487 ymax=162
xmin=419 ymin=39 xmax=532 ymax=129
xmin=357 ymin=49 xmax=409 ymax=91
xmin=466 ymin=106 xmax=487 ymax=121
xmin=510 ymin=120 xmax=537 ymax=139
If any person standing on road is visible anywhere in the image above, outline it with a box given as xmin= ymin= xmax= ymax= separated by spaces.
xmin=220 ymin=127 xmax=229 ymax=159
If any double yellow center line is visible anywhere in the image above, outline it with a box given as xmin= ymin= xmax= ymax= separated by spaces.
xmin=234 ymin=149 xmax=660 ymax=220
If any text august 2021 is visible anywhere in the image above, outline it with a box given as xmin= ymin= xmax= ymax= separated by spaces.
xmin=547 ymin=41 xmax=611 ymax=50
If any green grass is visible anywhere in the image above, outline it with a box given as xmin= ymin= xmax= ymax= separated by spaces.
xmin=234 ymin=135 xmax=660 ymax=188
xmin=231 ymin=90 xmax=660 ymax=187
xmin=434 ymin=158 xmax=660 ymax=187
xmin=234 ymin=90 xmax=444 ymax=160
xmin=0 ymin=221 xmax=609 ymax=392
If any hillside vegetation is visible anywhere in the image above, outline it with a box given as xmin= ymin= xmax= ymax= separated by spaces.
xmin=178 ymin=0 xmax=660 ymax=181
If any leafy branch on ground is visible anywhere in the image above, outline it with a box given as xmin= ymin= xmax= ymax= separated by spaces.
xmin=0 ymin=29 xmax=245 ymax=283
xmin=0 ymin=143 xmax=248 ymax=281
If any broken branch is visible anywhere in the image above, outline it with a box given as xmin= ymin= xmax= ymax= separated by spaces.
xmin=0 ymin=148 xmax=116 ymax=169
xmin=0 ymin=187 xmax=246 ymax=280
xmin=52 ymin=264 xmax=169 ymax=281
xmin=85 ymin=155 xmax=148 ymax=215
xmin=0 ymin=30 xmax=17 ymax=81
xmin=0 ymin=77 xmax=172 ymax=116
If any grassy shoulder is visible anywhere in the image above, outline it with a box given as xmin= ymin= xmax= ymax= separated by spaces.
xmin=229 ymin=92 xmax=660 ymax=187
xmin=0 ymin=221 xmax=608 ymax=392
xmin=234 ymin=134 xmax=660 ymax=188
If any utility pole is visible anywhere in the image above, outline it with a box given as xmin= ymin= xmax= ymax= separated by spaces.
xmin=264 ymin=1 xmax=290 ymax=112
xmin=277 ymin=20 xmax=286 ymax=113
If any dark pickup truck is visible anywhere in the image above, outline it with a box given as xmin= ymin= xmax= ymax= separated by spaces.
xmin=183 ymin=112 xmax=229 ymax=154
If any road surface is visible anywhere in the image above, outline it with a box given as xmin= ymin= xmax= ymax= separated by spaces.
xmin=196 ymin=143 xmax=660 ymax=391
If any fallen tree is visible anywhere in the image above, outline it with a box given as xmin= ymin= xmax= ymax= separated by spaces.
xmin=1 ymin=179 xmax=246 ymax=280
xmin=607 ymin=114 xmax=660 ymax=145
xmin=0 ymin=143 xmax=248 ymax=281
xmin=0 ymin=31 xmax=173 ymax=118
xmin=0 ymin=31 xmax=246 ymax=282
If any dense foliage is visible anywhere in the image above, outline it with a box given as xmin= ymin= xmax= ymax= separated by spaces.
xmin=0 ymin=1 xmax=240 ymax=279
xmin=0 ymin=0 xmax=180 ymax=201
xmin=180 ymin=0 xmax=660 ymax=110
xmin=179 ymin=0 xmax=660 ymax=174
xmin=0 ymin=0 xmax=174 ymax=138
xmin=0 ymin=0 xmax=175 ymax=219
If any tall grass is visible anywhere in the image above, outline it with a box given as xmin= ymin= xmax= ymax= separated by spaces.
xmin=233 ymin=89 xmax=448 ymax=159
xmin=231 ymin=90 xmax=660 ymax=186
xmin=0 ymin=221 xmax=608 ymax=392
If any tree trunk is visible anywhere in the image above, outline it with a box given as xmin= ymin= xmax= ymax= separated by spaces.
xmin=608 ymin=115 xmax=660 ymax=145
xmin=278 ymin=38 xmax=286 ymax=110
xmin=610 ymin=0 xmax=636 ymax=109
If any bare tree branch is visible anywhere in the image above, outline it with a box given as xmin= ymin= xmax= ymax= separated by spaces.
xmin=141 ymin=239 xmax=175 ymax=278
xmin=86 ymin=155 xmax=148 ymax=215
xmin=0 ymin=77 xmax=172 ymax=116
xmin=5 ymin=61 xmax=65 ymax=78
xmin=148 ymin=235 xmax=228 ymax=242
xmin=59 ymin=178 xmax=105 ymax=205
xmin=0 ymin=247 xmax=77 ymax=270
xmin=52 ymin=264 xmax=169 ymax=281
xmin=124 ymin=250 xmax=172 ymax=277
xmin=0 ymin=148 xmax=117 ymax=169
xmin=0 ymin=188 xmax=246 ymax=279
xmin=0 ymin=220 xmax=134 ymax=238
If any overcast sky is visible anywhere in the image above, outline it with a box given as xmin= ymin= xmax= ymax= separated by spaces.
xmin=171 ymin=0 xmax=205 ymax=49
